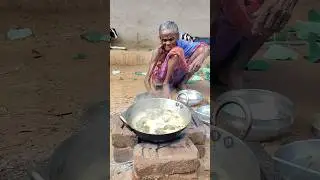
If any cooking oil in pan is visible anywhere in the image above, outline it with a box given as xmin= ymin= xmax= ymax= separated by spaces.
xmin=132 ymin=108 xmax=185 ymax=134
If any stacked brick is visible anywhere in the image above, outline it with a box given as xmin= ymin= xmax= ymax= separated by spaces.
xmin=111 ymin=115 xmax=138 ymax=162
xmin=111 ymin=114 xmax=210 ymax=180
xmin=132 ymin=137 xmax=200 ymax=180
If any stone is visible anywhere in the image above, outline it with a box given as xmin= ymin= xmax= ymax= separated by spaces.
xmin=133 ymin=137 xmax=200 ymax=177
xmin=113 ymin=146 xmax=133 ymax=163
xmin=111 ymin=115 xmax=138 ymax=148
xmin=186 ymin=125 xmax=206 ymax=145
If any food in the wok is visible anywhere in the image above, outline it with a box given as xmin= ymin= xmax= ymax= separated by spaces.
xmin=132 ymin=108 xmax=185 ymax=134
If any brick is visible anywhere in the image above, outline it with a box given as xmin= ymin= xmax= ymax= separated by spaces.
xmin=166 ymin=173 xmax=198 ymax=180
xmin=202 ymin=124 xmax=210 ymax=139
xmin=111 ymin=115 xmax=138 ymax=148
xmin=113 ymin=146 xmax=133 ymax=163
xmin=133 ymin=170 xmax=198 ymax=180
xmin=198 ymin=171 xmax=210 ymax=180
xmin=196 ymin=145 xmax=206 ymax=158
xmin=201 ymin=146 xmax=210 ymax=171
xmin=186 ymin=125 xmax=206 ymax=145
xmin=198 ymin=154 xmax=210 ymax=180
xmin=133 ymin=137 xmax=200 ymax=177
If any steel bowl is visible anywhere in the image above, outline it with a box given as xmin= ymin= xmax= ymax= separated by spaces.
xmin=176 ymin=89 xmax=204 ymax=106
xmin=311 ymin=114 xmax=320 ymax=138
xmin=194 ymin=105 xmax=211 ymax=125
xmin=273 ymin=139 xmax=320 ymax=180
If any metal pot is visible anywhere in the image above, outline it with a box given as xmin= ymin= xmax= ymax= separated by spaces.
xmin=194 ymin=105 xmax=210 ymax=125
xmin=46 ymin=100 xmax=109 ymax=180
xmin=215 ymin=96 xmax=253 ymax=140
xmin=273 ymin=139 xmax=320 ymax=180
xmin=212 ymin=126 xmax=261 ymax=180
xmin=176 ymin=89 xmax=204 ymax=106
xmin=216 ymin=89 xmax=294 ymax=142
xmin=120 ymin=98 xmax=192 ymax=143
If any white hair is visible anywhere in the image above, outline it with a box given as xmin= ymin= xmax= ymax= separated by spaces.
xmin=159 ymin=21 xmax=179 ymax=33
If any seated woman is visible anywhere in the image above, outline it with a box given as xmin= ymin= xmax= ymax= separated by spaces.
xmin=144 ymin=21 xmax=210 ymax=98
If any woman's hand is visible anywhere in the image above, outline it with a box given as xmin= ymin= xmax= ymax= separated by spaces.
xmin=189 ymin=60 xmax=202 ymax=74
xmin=251 ymin=0 xmax=298 ymax=37
xmin=145 ymin=47 xmax=163 ymax=92
xmin=144 ymin=76 xmax=151 ymax=92
xmin=156 ymin=45 xmax=167 ymax=61
xmin=157 ymin=45 xmax=165 ymax=54
xmin=162 ymin=84 xmax=172 ymax=99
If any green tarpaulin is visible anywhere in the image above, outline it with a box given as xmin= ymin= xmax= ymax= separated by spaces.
xmin=263 ymin=44 xmax=298 ymax=60
xmin=307 ymin=32 xmax=320 ymax=63
xmin=246 ymin=60 xmax=271 ymax=71
xmin=309 ymin=9 xmax=320 ymax=22
xmin=293 ymin=20 xmax=320 ymax=40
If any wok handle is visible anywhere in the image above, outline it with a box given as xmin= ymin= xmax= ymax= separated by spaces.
xmin=119 ymin=113 xmax=128 ymax=125
xmin=176 ymin=92 xmax=189 ymax=106
xmin=214 ymin=96 xmax=253 ymax=140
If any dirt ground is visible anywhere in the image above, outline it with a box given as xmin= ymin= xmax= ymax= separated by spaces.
xmin=0 ymin=11 xmax=107 ymax=179
xmin=1 ymin=1 xmax=320 ymax=179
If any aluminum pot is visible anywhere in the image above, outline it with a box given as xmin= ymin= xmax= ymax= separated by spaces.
xmin=216 ymin=89 xmax=294 ymax=142
xmin=194 ymin=105 xmax=211 ymax=125
xmin=212 ymin=126 xmax=261 ymax=180
xmin=176 ymin=89 xmax=204 ymax=106
xmin=215 ymin=96 xmax=253 ymax=140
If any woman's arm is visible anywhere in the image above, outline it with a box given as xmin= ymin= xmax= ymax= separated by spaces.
xmin=221 ymin=0 xmax=253 ymax=37
xmin=162 ymin=55 xmax=179 ymax=98
xmin=144 ymin=48 xmax=159 ymax=91
xmin=251 ymin=0 xmax=298 ymax=36
xmin=163 ymin=55 xmax=178 ymax=85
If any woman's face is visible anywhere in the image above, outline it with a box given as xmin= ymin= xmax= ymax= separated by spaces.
xmin=159 ymin=30 xmax=179 ymax=51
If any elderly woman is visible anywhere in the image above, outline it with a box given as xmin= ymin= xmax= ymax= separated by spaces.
xmin=144 ymin=21 xmax=210 ymax=98
xmin=212 ymin=0 xmax=298 ymax=89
